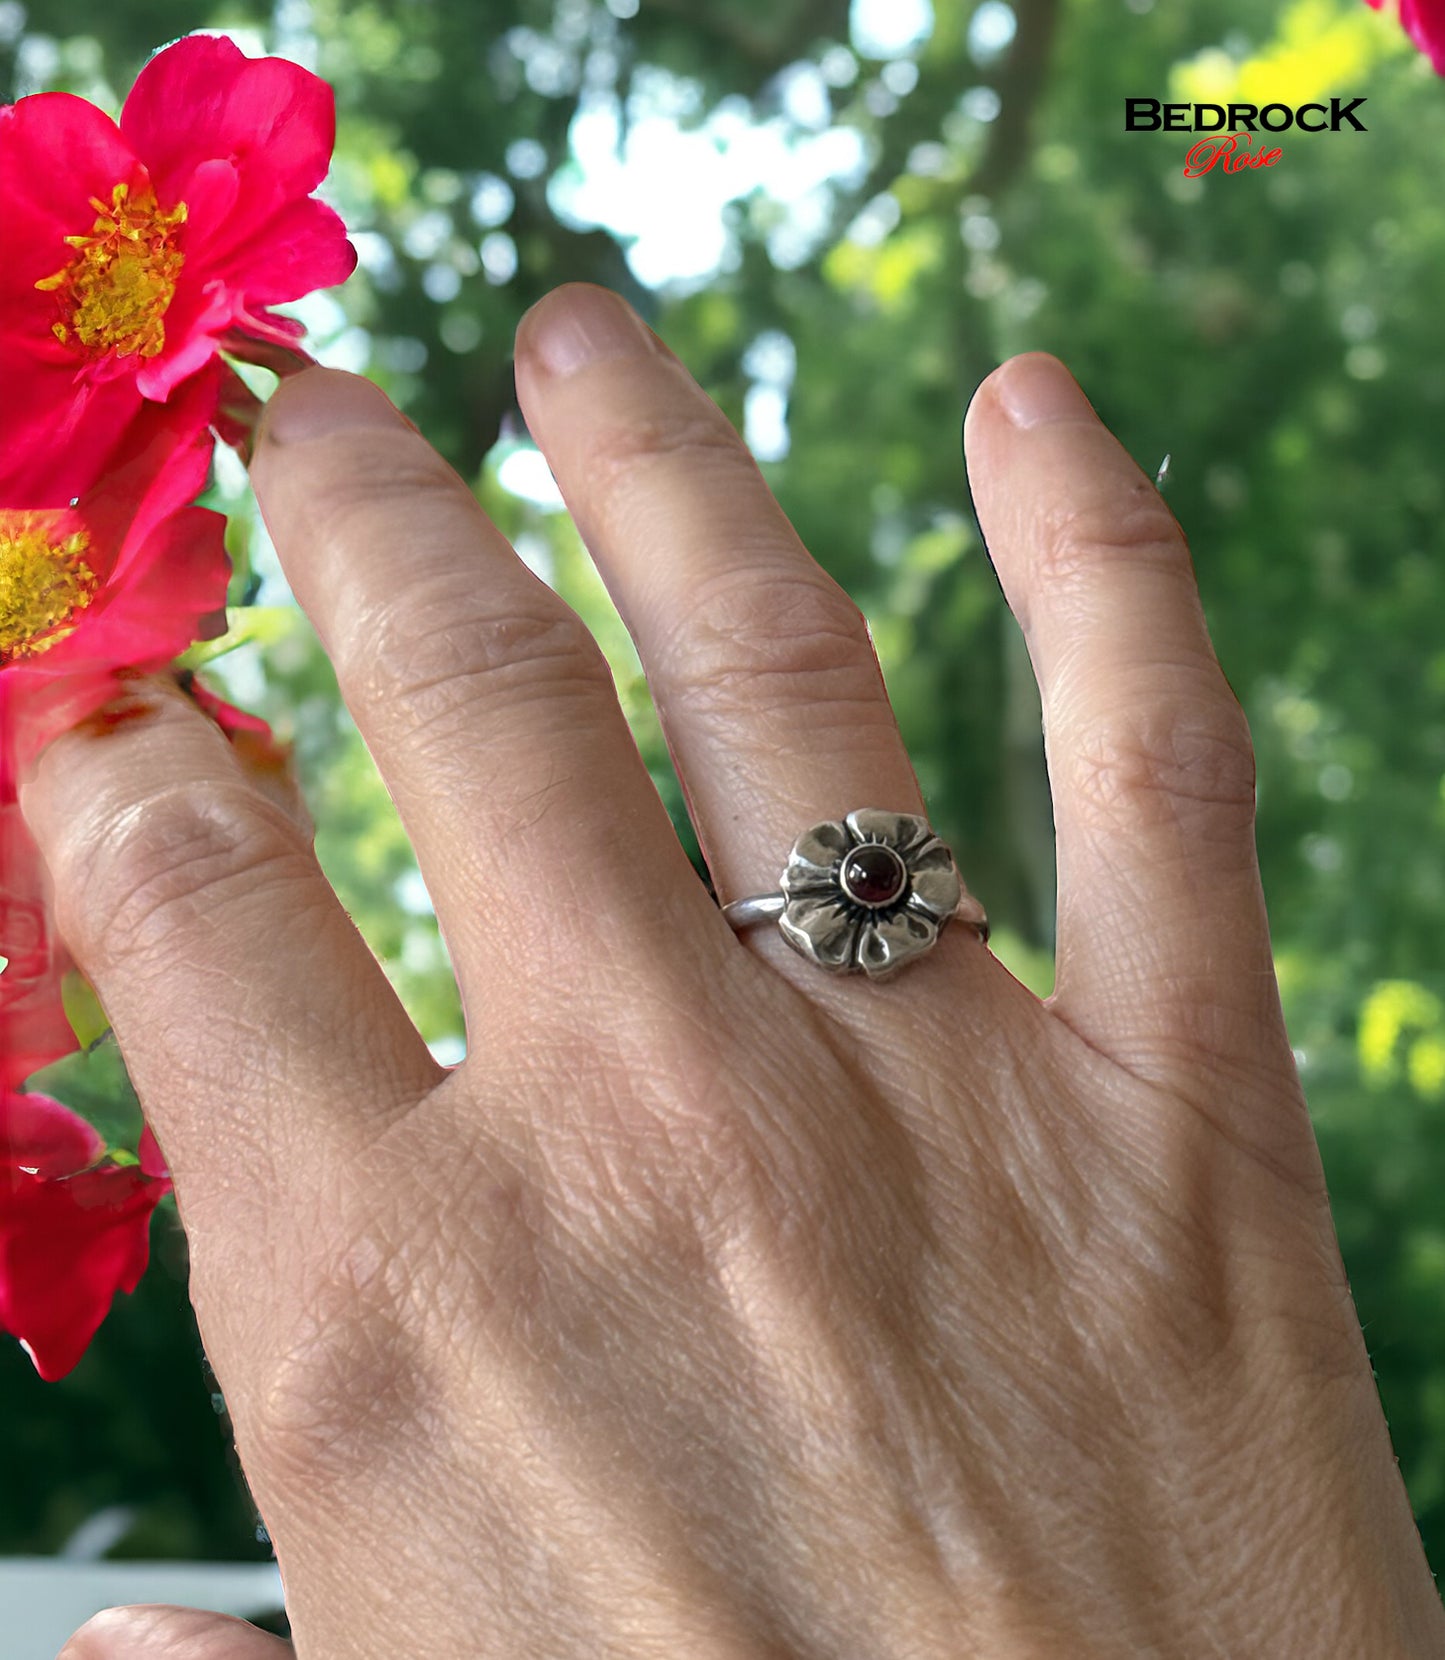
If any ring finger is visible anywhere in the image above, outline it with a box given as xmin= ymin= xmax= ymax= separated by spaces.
xmin=513 ymin=285 xmax=985 ymax=987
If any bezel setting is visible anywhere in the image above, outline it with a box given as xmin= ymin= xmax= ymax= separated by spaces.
xmin=776 ymin=809 xmax=966 ymax=979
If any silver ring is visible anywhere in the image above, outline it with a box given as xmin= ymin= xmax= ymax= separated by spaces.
xmin=721 ymin=809 xmax=988 ymax=980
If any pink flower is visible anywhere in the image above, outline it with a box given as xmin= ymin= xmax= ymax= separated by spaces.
xmin=0 ymin=802 xmax=78 ymax=1091
xmin=0 ymin=363 xmax=233 ymax=798
xmin=0 ymin=32 xmax=356 ymax=504
xmin=1365 ymin=0 xmax=1445 ymax=73
xmin=182 ymin=668 xmax=296 ymax=779
xmin=0 ymin=374 xmax=230 ymax=1090
xmin=1 ymin=1086 xmax=171 ymax=1381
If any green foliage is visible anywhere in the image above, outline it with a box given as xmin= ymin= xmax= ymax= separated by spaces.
xmin=25 ymin=1035 xmax=141 ymax=1159
xmin=4 ymin=0 xmax=1443 ymax=1586
xmin=60 ymin=969 xmax=110 ymax=1054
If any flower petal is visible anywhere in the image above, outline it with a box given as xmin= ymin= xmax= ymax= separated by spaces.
xmin=0 ymin=808 xmax=81 ymax=1088
xmin=2 ymin=368 xmax=231 ymax=786
xmin=1 ymin=1087 xmax=102 ymax=1179
xmin=905 ymin=840 xmax=962 ymax=920
xmin=124 ymin=47 xmax=356 ymax=395
xmin=0 ymin=95 xmax=140 ymax=307
xmin=89 ymin=360 xmax=222 ymax=557
xmin=0 ymin=358 xmax=144 ymax=506
xmin=122 ymin=35 xmax=337 ymax=206
xmin=138 ymin=1122 xmax=169 ymax=1180
xmin=782 ymin=819 xmax=850 ymax=894
xmin=856 ymin=910 xmax=937 ymax=979
xmin=220 ymin=194 xmax=358 ymax=303
xmin=844 ymin=809 xmax=934 ymax=859
xmin=1400 ymin=0 xmax=1445 ymax=72
xmin=77 ymin=504 xmax=232 ymax=666
xmin=0 ymin=1160 xmax=170 ymax=1380
xmin=780 ymin=894 xmax=857 ymax=970
xmin=0 ymin=96 xmax=151 ymax=500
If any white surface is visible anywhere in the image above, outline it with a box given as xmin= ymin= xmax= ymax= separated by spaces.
xmin=0 ymin=1558 xmax=284 ymax=1658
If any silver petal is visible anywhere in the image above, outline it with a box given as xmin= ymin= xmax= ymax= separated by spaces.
xmin=779 ymin=893 xmax=858 ymax=970
xmin=906 ymin=840 xmax=962 ymax=920
xmin=845 ymin=809 xmax=934 ymax=859
xmin=856 ymin=909 xmax=938 ymax=979
xmin=782 ymin=819 xmax=852 ymax=895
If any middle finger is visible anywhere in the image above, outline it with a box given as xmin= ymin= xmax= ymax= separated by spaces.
xmin=247 ymin=370 xmax=717 ymax=1020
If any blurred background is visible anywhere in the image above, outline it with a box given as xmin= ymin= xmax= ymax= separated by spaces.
xmin=3 ymin=0 xmax=1443 ymax=1620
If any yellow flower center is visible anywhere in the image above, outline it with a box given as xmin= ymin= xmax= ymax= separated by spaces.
xmin=0 ymin=514 xmax=98 ymax=664
xmin=36 ymin=180 xmax=188 ymax=360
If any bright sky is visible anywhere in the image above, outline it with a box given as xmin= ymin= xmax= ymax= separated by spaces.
xmin=555 ymin=0 xmax=930 ymax=285
xmin=494 ymin=0 xmax=945 ymax=506
xmin=211 ymin=0 xmax=992 ymax=584
xmin=213 ymin=0 xmax=952 ymax=514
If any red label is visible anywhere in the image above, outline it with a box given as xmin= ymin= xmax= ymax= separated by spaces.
xmin=1182 ymin=131 xmax=1284 ymax=177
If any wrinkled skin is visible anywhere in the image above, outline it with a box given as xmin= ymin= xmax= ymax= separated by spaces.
xmin=27 ymin=287 xmax=1443 ymax=1658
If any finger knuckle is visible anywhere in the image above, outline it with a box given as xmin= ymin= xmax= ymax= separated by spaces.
xmin=69 ymin=784 xmax=307 ymax=968
xmin=252 ymin=1242 xmax=422 ymax=1490
xmin=1035 ymin=485 xmax=1187 ymax=596
xmin=1068 ymin=689 xmax=1257 ymax=837
xmin=303 ymin=431 xmax=466 ymax=553
xmin=583 ymin=406 xmax=747 ymax=488
xmin=1090 ymin=1222 xmax=1248 ymax=1387
xmin=577 ymin=408 xmax=752 ymax=539
xmin=57 ymin=1607 xmax=131 ymax=1657
xmin=353 ymin=578 xmax=613 ymax=742
xmin=661 ymin=568 xmax=885 ymax=720
xmin=251 ymin=1147 xmax=540 ymax=1492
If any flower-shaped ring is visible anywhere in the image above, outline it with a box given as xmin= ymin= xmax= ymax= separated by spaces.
xmin=721 ymin=810 xmax=989 ymax=980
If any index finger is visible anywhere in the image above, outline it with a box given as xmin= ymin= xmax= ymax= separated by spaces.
xmin=14 ymin=671 xmax=446 ymax=1226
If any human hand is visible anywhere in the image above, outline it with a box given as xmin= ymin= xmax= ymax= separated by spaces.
xmin=36 ymin=285 xmax=1443 ymax=1658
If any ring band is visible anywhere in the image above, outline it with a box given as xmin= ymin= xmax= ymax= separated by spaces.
xmin=721 ymin=810 xmax=988 ymax=980
xmin=723 ymin=892 xmax=988 ymax=936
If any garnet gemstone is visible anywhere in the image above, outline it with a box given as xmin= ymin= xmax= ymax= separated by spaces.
xmin=839 ymin=843 xmax=907 ymax=908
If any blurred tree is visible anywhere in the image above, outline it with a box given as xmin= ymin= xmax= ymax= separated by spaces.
xmin=4 ymin=0 xmax=1443 ymax=1592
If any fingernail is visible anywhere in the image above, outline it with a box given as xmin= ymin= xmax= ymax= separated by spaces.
xmin=521 ymin=285 xmax=655 ymax=378
xmin=993 ymin=355 xmax=1096 ymax=428
xmin=258 ymin=368 xmax=410 ymax=444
